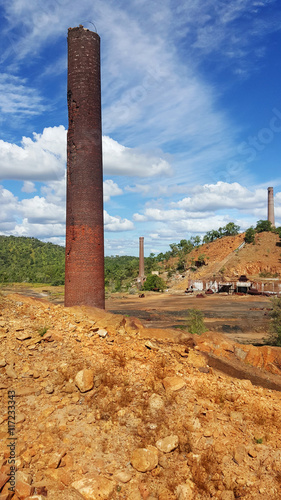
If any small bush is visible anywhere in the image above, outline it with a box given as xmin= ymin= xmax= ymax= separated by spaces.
xmin=267 ymin=297 xmax=281 ymax=346
xmin=186 ymin=309 xmax=207 ymax=335
xmin=38 ymin=326 xmax=48 ymax=337
xmin=142 ymin=274 xmax=166 ymax=292
xmin=244 ymin=227 xmax=255 ymax=244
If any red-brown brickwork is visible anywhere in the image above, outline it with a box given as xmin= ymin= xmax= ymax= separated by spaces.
xmin=65 ymin=26 xmax=105 ymax=309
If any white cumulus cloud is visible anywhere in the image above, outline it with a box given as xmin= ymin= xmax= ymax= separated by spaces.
xmin=104 ymin=210 xmax=134 ymax=232
xmin=103 ymin=136 xmax=172 ymax=177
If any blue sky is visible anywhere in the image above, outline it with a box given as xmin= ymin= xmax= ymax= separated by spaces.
xmin=1 ymin=0 xmax=281 ymax=256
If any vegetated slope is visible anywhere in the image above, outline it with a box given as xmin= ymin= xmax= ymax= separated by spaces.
xmin=0 ymin=236 xmax=140 ymax=290
xmin=169 ymin=232 xmax=281 ymax=291
xmin=1 ymin=292 xmax=281 ymax=499
xmin=0 ymin=236 xmax=65 ymax=285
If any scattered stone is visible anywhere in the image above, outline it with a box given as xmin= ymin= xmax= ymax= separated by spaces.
xmin=45 ymin=384 xmax=54 ymax=394
xmin=131 ymin=446 xmax=158 ymax=472
xmin=163 ymin=376 xmax=186 ymax=392
xmin=233 ymin=445 xmax=246 ymax=465
xmin=48 ymin=451 xmax=64 ymax=469
xmin=248 ymin=448 xmax=258 ymax=458
xmin=15 ymin=480 xmax=34 ymax=499
xmin=16 ymin=332 xmax=32 ymax=341
xmin=113 ymin=471 xmax=132 ymax=483
xmin=145 ymin=340 xmax=158 ymax=350
xmin=148 ymin=394 xmax=165 ymax=411
xmin=156 ymin=435 xmax=179 ymax=453
xmin=0 ymin=471 xmax=9 ymax=490
xmin=221 ymin=492 xmax=235 ymax=500
xmin=15 ymin=413 xmax=25 ymax=424
xmin=71 ymin=476 xmax=115 ymax=499
xmin=5 ymin=365 xmax=17 ymax=379
xmin=175 ymin=481 xmax=195 ymax=499
xmin=97 ymin=329 xmax=108 ymax=338
xmin=28 ymin=496 xmax=46 ymax=500
xmin=16 ymin=387 xmax=40 ymax=396
xmin=75 ymin=369 xmax=94 ymax=393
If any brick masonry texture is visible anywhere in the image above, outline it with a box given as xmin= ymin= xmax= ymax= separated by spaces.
xmin=65 ymin=26 xmax=105 ymax=309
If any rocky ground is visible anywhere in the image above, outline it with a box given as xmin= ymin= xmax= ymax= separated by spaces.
xmin=1 ymin=292 xmax=281 ymax=499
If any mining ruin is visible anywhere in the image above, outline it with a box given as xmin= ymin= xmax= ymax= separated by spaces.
xmin=65 ymin=26 xmax=105 ymax=309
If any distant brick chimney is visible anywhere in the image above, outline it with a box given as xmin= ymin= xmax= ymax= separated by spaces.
xmin=267 ymin=187 xmax=275 ymax=227
xmin=65 ymin=26 xmax=105 ymax=308
xmin=139 ymin=237 xmax=145 ymax=279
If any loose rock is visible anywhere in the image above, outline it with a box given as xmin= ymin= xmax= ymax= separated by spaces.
xmin=156 ymin=435 xmax=179 ymax=453
xmin=75 ymin=369 xmax=94 ymax=393
xmin=131 ymin=446 xmax=158 ymax=472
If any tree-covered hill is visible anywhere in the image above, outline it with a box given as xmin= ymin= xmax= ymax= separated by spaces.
xmin=0 ymin=236 xmax=141 ymax=290
xmin=0 ymin=236 xmax=65 ymax=285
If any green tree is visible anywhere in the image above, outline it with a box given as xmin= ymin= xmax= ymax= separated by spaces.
xmin=222 ymin=222 xmax=240 ymax=236
xmin=169 ymin=243 xmax=179 ymax=256
xmin=244 ymin=227 xmax=256 ymax=244
xmin=255 ymin=220 xmax=273 ymax=233
xmin=203 ymin=230 xmax=220 ymax=243
xmin=142 ymin=274 xmax=166 ymax=292
xmin=190 ymin=235 xmax=201 ymax=247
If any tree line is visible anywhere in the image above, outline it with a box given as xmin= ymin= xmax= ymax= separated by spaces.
xmin=0 ymin=220 xmax=277 ymax=290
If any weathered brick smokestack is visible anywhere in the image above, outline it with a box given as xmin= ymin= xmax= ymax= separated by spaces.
xmin=139 ymin=237 xmax=145 ymax=280
xmin=65 ymin=26 xmax=105 ymax=309
xmin=267 ymin=187 xmax=275 ymax=227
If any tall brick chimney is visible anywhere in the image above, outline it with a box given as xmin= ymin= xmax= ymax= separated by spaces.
xmin=65 ymin=26 xmax=105 ymax=308
xmin=138 ymin=237 xmax=145 ymax=285
xmin=267 ymin=187 xmax=275 ymax=227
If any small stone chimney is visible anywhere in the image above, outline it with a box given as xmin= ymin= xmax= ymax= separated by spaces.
xmin=267 ymin=187 xmax=275 ymax=227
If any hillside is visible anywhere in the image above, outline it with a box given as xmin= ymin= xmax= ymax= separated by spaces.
xmin=168 ymin=232 xmax=281 ymax=291
xmin=1 ymin=292 xmax=281 ymax=499
xmin=0 ymin=236 xmax=65 ymax=285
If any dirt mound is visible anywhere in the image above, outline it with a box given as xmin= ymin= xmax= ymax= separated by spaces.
xmin=1 ymin=293 xmax=281 ymax=499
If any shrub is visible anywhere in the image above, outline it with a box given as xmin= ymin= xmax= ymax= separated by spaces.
xmin=244 ymin=227 xmax=255 ymax=244
xmin=267 ymin=297 xmax=281 ymax=346
xmin=255 ymin=220 xmax=273 ymax=233
xmin=142 ymin=274 xmax=166 ymax=292
xmin=186 ymin=309 xmax=207 ymax=335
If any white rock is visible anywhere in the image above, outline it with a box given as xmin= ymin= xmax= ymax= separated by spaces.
xmin=156 ymin=435 xmax=179 ymax=453
xmin=75 ymin=369 xmax=94 ymax=392
xmin=71 ymin=476 xmax=115 ymax=499
xmin=97 ymin=329 xmax=108 ymax=338
xmin=113 ymin=471 xmax=132 ymax=483
xmin=148 ymin=393 xmax=165 ymax=411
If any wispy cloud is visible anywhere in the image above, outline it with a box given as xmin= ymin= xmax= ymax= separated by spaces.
xmin=0 ymin=74 xmax=47 ymax=116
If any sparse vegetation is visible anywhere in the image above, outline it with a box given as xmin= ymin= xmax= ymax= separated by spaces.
xmin=267 ymin=297 xmax=281 ymax=346
xmin=186 ymin=308 xmax=207 ymax=335
xmin=38 ymin=326 xmax=49 ymax=337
